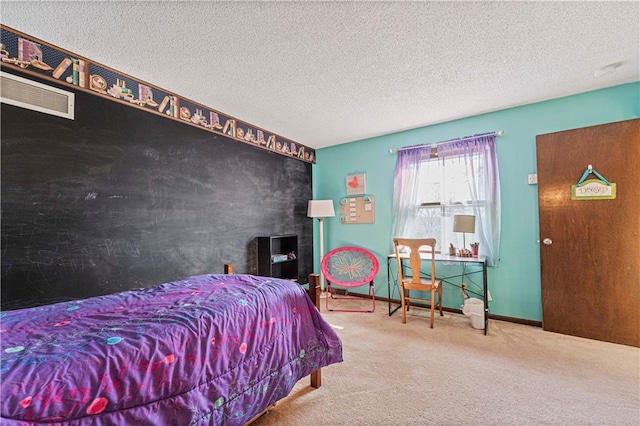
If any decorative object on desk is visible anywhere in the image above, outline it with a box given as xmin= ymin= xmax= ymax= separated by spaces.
xmin=448 ymin=243 xmax=456 ymax=256
xmin=470 ymin=242 xmax=479 ymax=257
xmin=453 ymin=214 xmax=475 ymax=252
xmin=307 ymin=200 xmax=336 ymax=294
xmin=457 ymin=248 xmax=472 ymax=257
xmin=393 ymin=238 xmax=443 ymax=328
xmin=321 ymin=246 xmax=378 ymax=313
xmin=346 ymin=172 xmax=366 ymax=195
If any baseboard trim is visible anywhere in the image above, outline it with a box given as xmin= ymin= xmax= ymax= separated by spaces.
xmin=487 ymin=313 xmax=542 ymax=327
xmin=329 ymin=289 xmax=542 ymax=328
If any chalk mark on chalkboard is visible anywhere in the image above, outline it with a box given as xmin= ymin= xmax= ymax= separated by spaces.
xmin=143 ymin=148 xmax=160 ymax=161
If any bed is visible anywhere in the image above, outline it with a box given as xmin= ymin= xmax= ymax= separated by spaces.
xmin=0 ymin=273 xmax=342 ymax=425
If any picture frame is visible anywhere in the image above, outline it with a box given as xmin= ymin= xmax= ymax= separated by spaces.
xmin=346 ymin=172 xmax=366 ymax=195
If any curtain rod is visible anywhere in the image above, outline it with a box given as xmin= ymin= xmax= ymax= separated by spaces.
xmin=388 ymin=130 xmax=504 ymax=154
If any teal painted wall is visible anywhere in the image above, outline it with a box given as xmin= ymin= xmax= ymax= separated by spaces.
xmin=312 ymin=82 xmax=639 ymax=321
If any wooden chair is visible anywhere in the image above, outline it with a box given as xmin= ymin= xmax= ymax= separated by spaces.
xmin=393 ymin=238 xmax=443 ymax=328
xmin=321 ymin=246 xmax=378 ymax=313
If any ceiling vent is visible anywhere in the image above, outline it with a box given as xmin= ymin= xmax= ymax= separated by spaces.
xmin=1 ymin=71 xmax=75 ymax=120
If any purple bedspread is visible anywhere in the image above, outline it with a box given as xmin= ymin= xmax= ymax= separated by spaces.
xmin=0 ymin=274 xmax=343 ymax=425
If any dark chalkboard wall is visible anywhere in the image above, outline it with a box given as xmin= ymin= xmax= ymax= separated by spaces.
xmin=1 ymin=74 xmax=313 ymax=310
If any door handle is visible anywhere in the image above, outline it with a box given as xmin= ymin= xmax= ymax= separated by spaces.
xmin=542 ymin=238 xmax=552 ymax=245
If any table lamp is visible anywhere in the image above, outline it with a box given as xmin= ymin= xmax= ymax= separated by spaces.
xmin=453 ymin=214 xmax=475 ymax=250
xmin=307 ymin=200 xmax=335 ymax=292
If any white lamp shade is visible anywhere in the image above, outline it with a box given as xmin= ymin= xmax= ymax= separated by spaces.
xmin=307 ymin=200 xmax=335 ymax=218
xmin=453 ymin=215 xmax=475 ymax=233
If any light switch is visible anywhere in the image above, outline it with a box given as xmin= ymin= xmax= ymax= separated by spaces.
xmin=528 ymin=173 xmax=537 ymax=185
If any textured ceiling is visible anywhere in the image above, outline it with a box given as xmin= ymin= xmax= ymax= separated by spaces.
xmin=2 ymin=1 xmax=638 ymax=149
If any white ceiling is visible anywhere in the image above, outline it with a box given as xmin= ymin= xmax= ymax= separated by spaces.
xmin=2 ymin=1 xmax=639 ymax=149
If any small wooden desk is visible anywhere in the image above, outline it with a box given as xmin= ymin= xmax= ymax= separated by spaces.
xmin=387 ymin=252 xmax=489 ymax=335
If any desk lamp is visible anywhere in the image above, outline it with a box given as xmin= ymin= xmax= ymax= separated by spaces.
xmin=307 ymin=200 xmax=335 ymax=293
xmin=453 ymin=214 xmax=475 ymax=250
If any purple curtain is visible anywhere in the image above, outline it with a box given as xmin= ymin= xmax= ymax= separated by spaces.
xmin=437 ymin=133 xmax=501 ymax=266
xmin=391 ymin=145 xmax=432 ymax=240
xmin=392 ymin=133 xmax=501 ymax=266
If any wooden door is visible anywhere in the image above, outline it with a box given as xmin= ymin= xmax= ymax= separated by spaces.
xmin=536 ymin=118 xmax=640 ymax=347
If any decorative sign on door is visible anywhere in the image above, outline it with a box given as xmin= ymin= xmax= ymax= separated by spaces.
xmin=571 ymin=165 xmax=616 ymax=200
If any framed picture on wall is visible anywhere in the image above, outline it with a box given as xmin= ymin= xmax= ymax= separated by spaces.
xmin=346 ymin=172 xmax=366 ymax=195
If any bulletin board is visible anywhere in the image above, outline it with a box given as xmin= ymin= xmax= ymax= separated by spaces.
xmin=340 ymin=195 xmax=375 ymax=224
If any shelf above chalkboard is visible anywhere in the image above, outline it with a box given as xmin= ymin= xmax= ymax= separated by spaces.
xmin=0 ymin=25 xmax=316 ymax=164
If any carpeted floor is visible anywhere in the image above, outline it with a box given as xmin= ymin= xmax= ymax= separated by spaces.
xmin=253 ymin=300 xmax=640 ymax=425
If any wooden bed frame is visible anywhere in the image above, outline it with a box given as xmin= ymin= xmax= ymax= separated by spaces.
xmin=307 ymin=273 xmax=322 ymax=388
xmin=223 ymin=266 xmax=324 ymax=425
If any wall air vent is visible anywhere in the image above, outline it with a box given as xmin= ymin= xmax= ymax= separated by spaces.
xmin=1 ymin=71 xmax=75 ymax=120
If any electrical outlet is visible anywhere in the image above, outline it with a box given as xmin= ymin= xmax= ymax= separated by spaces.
xmin=528 ymin=173 xmax=538 ymax=185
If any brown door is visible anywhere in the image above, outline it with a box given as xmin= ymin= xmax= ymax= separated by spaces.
xmin=536 ymin=118 xmax=640 ymax=347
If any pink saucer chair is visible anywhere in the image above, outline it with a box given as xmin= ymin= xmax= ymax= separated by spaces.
xmin=321 ymin=246 xmax=379 ymax=313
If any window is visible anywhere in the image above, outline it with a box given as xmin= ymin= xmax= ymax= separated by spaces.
xmin=415 ymin=153 xmax=485 ymax=251
xmin=392 ymin=134 xmax=500 ymax=265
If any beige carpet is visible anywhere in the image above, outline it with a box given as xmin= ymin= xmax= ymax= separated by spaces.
xmin=253 ymin=300 xmax=640 ymax=425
